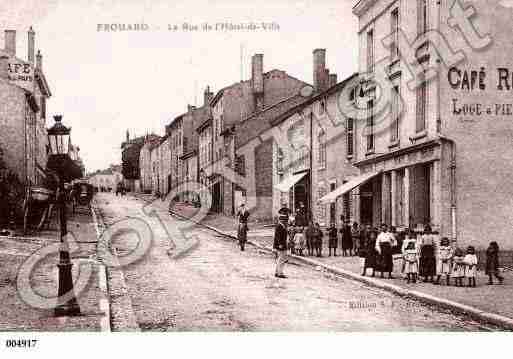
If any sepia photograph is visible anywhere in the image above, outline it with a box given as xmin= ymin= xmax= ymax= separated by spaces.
xmin=0 ymin=0 xmax=512 ymax=356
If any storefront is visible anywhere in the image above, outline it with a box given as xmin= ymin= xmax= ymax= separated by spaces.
xmin=275 ymin=170 xmax=311 ymax=224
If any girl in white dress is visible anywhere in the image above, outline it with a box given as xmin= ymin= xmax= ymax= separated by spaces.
xmin=452 ymin=248 xmax=465 ymax=287
xmin=464 ymin=246 xmax=478 ymax=287
xmin=403 ymin=239 xmax=419 ymax=284
xmin=435 ymin=237 xmax=453 ymax=286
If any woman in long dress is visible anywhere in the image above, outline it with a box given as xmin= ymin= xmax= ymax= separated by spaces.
xmin=362 ymin=226 xmax=377 ymax=277
xmin=375 ymin=224 xmax=396 ymax=279
xmin=340 ymin=220 xmax=353 ymax=256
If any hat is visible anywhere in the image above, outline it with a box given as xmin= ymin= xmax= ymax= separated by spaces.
xmin=278 ymin=214 xmax=288 ymax=222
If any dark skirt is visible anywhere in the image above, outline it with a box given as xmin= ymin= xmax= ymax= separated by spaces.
xmin=329 ymin=235 xmax=338 ymax=248
xmin=377 ymin=242 xmax=393 ymax=272
xmin=419 ymin=244 xmax=436 ymax=276
xmin=341 ymin=234 xmax=353 ymax=250
xmin=364 ymin=246 xmax=376 ymax=268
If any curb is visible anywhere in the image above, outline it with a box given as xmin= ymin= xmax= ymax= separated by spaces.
xmin=167 ymin=207 xmax=513 ymax=331
xmin=90 ymin=204 xmax=111 ymax=333
xmin=91 ymin=200 xmax=140 ymax=332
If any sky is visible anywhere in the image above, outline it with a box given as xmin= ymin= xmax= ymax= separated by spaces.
xmin=0 ymin=0 xmax=358 ymax=173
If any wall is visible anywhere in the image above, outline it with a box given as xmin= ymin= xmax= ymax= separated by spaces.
xmin=0 ymin=79 xmax=27 ymax=182
xmin=439 ymin=0 xmax=513 ymax=249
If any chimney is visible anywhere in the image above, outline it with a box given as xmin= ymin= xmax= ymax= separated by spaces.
xmin=203 ymin=85 xmax=213 ymax=106
xmin=36 ymin=50 xmax=42 ymax=70
xmin=329 ymin=73 xmax=337 ymax=87
xmin=4 ymin=30 xmax=16 ymax=57
xmin=28 ymin=27 xmax=35 ymax=65
xmin=313 ymin=49 xmax=326 ymax=92
xmin=187 ymin=104 xmax=196 ymax=113
xmin=251 ymin=54 xmax=264 ymax=110
xmin=126 ymin=129 xmax=130 ymax=142
xmin=251 ymin=54 xmax=264 ymax=94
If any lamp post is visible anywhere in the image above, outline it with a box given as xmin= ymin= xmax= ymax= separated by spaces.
xmin=47 ymin=115 xmax=81 ymax=316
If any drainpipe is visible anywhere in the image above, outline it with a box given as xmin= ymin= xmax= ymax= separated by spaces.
xmin=309 ymin=110 xmax=313 ymax=223
xmin=449 ymin=140 xmax=457 ymax=243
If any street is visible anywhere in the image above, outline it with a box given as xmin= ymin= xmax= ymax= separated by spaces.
xmin=95 ymin=193 xmax=493 ymax=331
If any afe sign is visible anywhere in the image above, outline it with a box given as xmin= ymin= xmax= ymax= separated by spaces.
xmin=7 ymin=61 xmax=34 ymax=91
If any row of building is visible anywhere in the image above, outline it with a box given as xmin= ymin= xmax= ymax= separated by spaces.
xmin=122 ymin=0 xmax=513 ymax=249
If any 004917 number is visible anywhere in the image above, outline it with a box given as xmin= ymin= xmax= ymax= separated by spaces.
xmin=5 ymin=339 xmax=38 ymax=348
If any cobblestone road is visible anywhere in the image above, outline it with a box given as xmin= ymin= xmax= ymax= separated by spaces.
xmin=96 ymin=193 xmax=495 ymax=331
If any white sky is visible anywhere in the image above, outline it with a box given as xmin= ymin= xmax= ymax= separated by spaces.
xmin=0 ymin=0 xmax=358 ymax=172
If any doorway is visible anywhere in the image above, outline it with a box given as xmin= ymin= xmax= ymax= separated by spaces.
xmin=360 ymin=180 xmax=373 ymax=226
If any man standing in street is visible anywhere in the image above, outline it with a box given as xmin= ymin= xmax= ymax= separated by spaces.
xmin=236 ymin=203 xmax=250 ymax=251
xmin=274 ymin=212 xmax=289 ymax=278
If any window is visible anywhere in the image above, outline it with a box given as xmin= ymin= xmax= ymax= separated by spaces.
xmin=391 ymin=85 xmax=400 ymax=142
xmin=391 ymin=8 xmax=399 ymax=58
xmin=366 ymin=99 xmax=374 ymax=151
xmin=418 ymin=0 xmax=427 ymax=35
xmin=347 ymin=118 xmax=354 ymax=156
xmin=235 ymin=155 xmax=246 ymax=176
xmin=277 ymin=148 xmax=284 ymax=173
xmin=416 ymin=70 xmax=427 ymax=133
xmin=318 ymin=133 xmax=326 ymax=169
xmin=367 ymin=30 xmax=374 ymax=73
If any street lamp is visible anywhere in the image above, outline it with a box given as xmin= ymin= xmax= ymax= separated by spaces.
xmin=47 ymin=115 xmax=81 ymax=316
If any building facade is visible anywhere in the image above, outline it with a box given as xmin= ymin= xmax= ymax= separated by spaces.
xmin=210 ymin=53 xmax=310 ymax=218
xmin=0 ymin=28 xmax=51 ymax=187
xmin=351 ymin=0 xmax=513 ymax=249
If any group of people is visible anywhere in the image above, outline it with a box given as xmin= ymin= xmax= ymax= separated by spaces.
xmin=359 ymin=224 xmax=504 ymax=287
xmin=398 ymin=227 xmax=504 ymax=287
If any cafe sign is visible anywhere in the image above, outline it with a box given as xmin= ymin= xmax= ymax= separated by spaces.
xmin=7 ymin=60 xmax=34 ymax=91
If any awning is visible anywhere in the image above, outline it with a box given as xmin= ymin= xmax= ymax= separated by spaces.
xmin=274 ymin=172 xmax=308 ymax=192
xmin=318 ymin=170 xmax=381 ymax=204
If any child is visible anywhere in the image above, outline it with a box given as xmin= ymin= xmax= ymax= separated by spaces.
xmin=328 ymin=223 xmax=338 ymax=256
xmin=294 ymin=227 xmax=306 ymax=257
xmin=435 ymin=237 xmax=453 ymax=286
xmin=314 ymin=223 xmax=323 ymax=257
xmin=288 ymin=225 xmax=296 ymax=255
xmin=403 ymin=239 xmax=419 ymax=284
xmin=486 ymin=241 xmax=504 ymax=285
xmin=401 ymin=230 xmax=416 ymax=279
xmin=464 ymin=246 xmax=478 ymax=287
xmin=452 ymin=248 xmax=465 ymax=287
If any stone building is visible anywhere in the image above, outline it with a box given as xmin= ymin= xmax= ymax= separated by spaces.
xmin=139 ymin=134 xmax=161 ymax=193
xmin=210 ymin=53 xmax=309 ymax=217
xmin=0 ymin=28 xmax=51 ymax=186
xmin=350 ymin=0 xmax=513 ymax=249
xmin=88 ymin=166 xmax=123 ymax=192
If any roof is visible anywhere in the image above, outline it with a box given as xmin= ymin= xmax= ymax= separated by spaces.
xmin=194 ymin=105 xmax=213 ymax=133
xmin=270 ymin=73 xmax=359 ymax=127
xmin=234 ymin=94 xmax=311 ymax=148
xmin=209 ymin=69 xmax=311 ymax=107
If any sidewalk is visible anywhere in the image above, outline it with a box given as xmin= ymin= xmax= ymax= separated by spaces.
xmin=0 ymin=205 xmax=109 ymax=331
xmin=165 ymin=200 xmax=513 ymax=330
